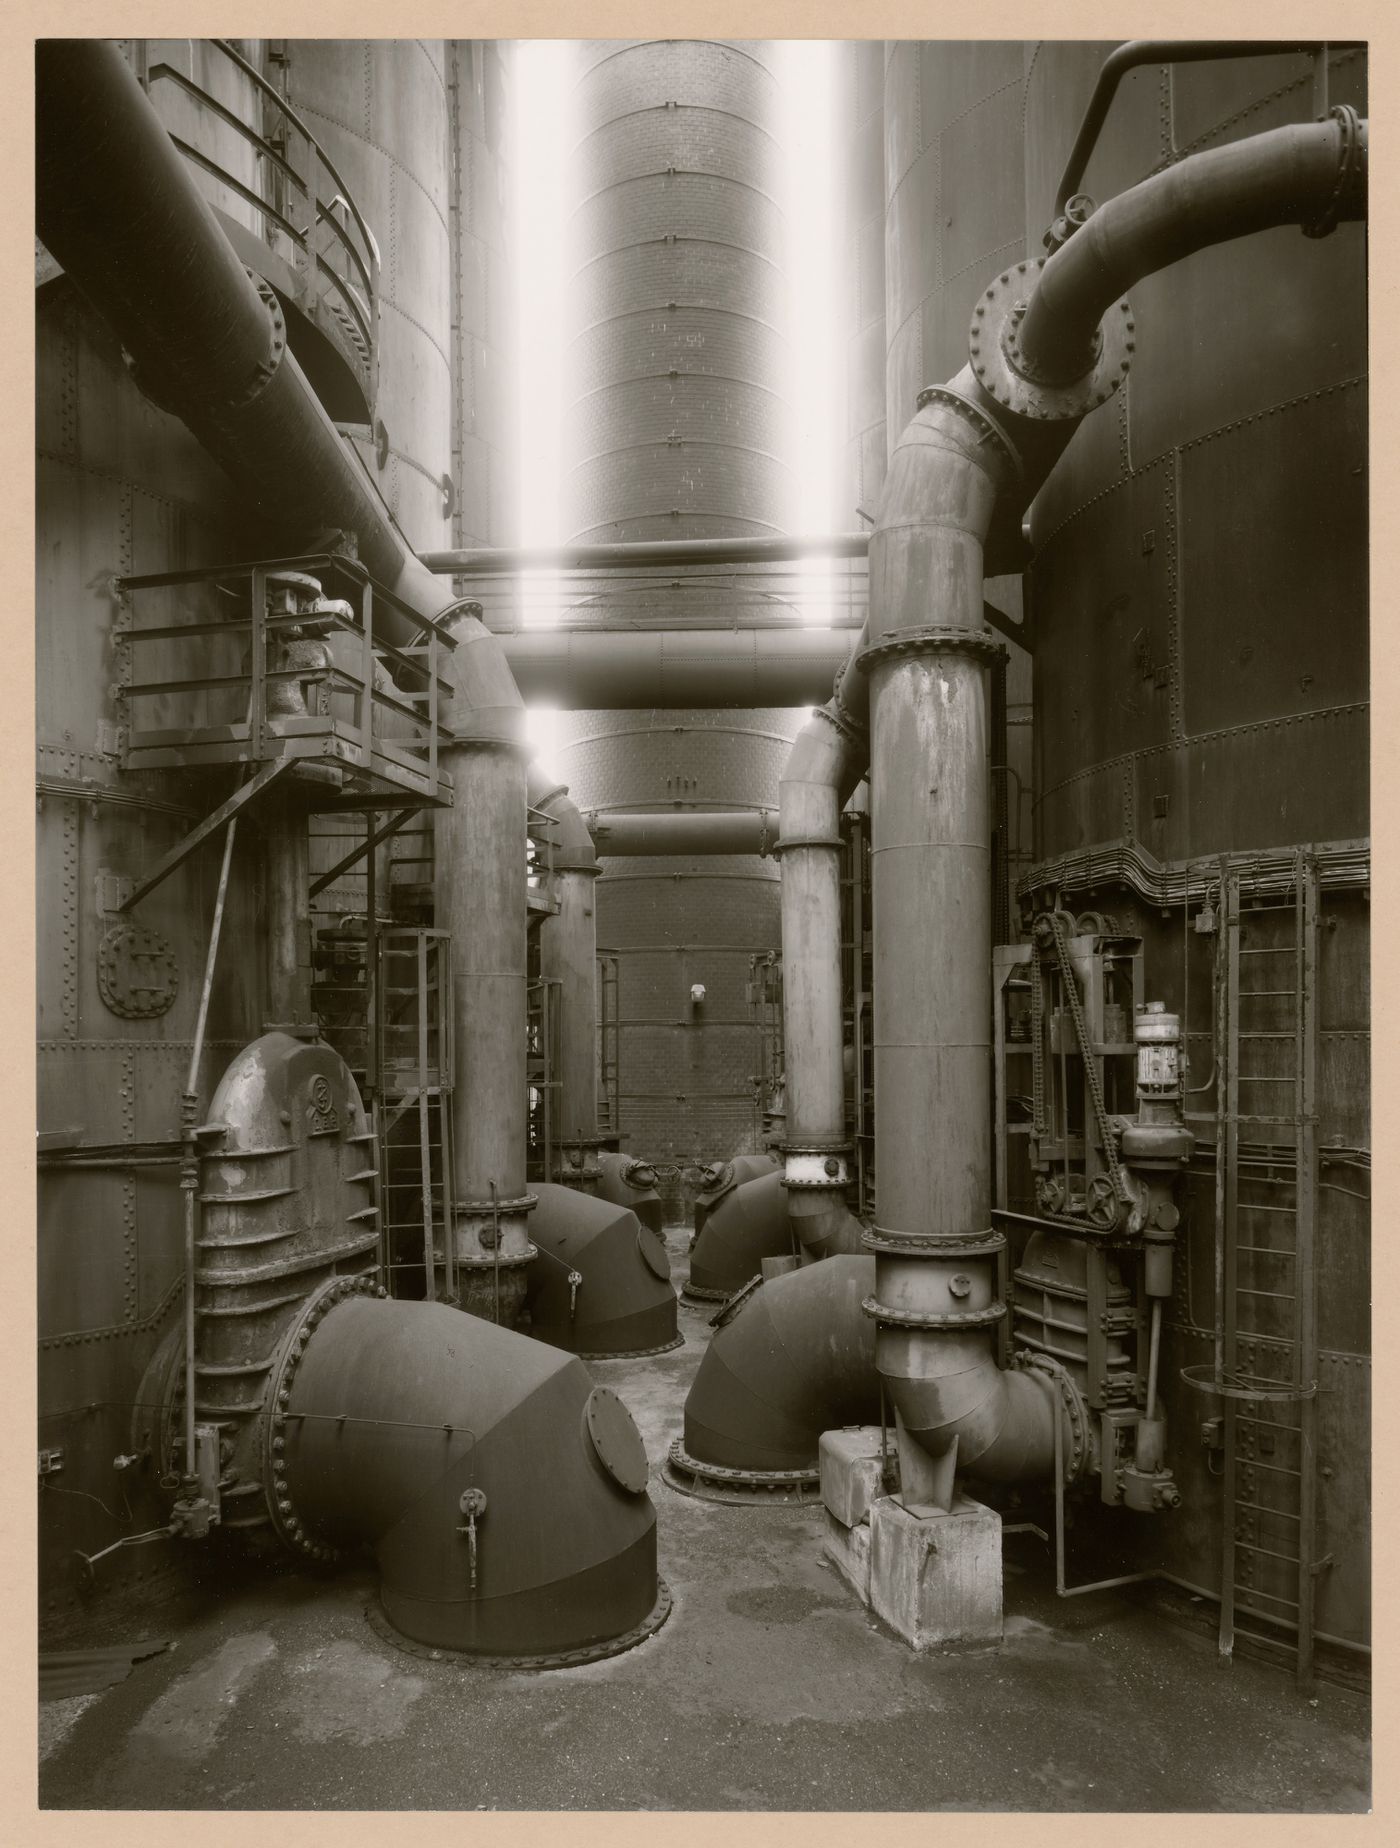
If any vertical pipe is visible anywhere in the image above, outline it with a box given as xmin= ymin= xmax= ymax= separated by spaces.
xmin=184 ymin=815 xmax=239 ymax=1479
xmin=439 ymin=736 xmax=536 ymax=1315
xmin=264 ymin=784 xmax=311 ymax=1027
xmin=778 ymin=700 xmax=866 ymax=1259
xmin=532 ymin=771 xmax=603 ymax=1189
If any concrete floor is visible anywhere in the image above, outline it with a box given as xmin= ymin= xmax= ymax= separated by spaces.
xmin=39 ymin=1230 xmax=1370 ymax=1813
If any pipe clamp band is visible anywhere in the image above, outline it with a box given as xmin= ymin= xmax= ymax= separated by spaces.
xmin=861 ymin=1295 xmax=1008 ymax=1330
xmin=1303 ymin=105 xmax=1364 ymax=239
xmin=460 ymin=1193 xmax=538 ymax=1218
xmin=970 ymin=258 xmax=1133 ymax=422
xmin=856 ymin=626 xmax=1008 ymax=670
xmin=863 ymin=1227 xmax=1006 ymax=1258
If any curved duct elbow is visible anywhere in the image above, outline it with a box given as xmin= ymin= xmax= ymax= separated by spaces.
xmin=687 ymin=1169 xmax=794 ymax=1300
xmin=595 ymin=1151 xmax=664 ymax=1236
xmin=277 ymin=1290 xmax=664 ymax=1658
xmin=681 ymin=1256 xmax=878 ymax=1474
xmin=692 ymin=1151 xmax=780 ymax=1242
xmin=526 ymin=1183 xmax=680 ymax=1357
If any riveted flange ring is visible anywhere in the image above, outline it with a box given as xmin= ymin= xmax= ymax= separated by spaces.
xmin=862 ymin=1226 xmax=1006 ymax=1259
xmin=1015 ymin=1349 xmax=1088 ymax=1481
xmin=365 ymin=1575 xmax=673 ymax=1669
xmin=861 ymin=1296 xmax=1008 ymax=1330
xmin=264 ymin=1270 xmax=387 ymax=1564
xmin=230 ymin=271 xmax=288 ymax=407
xmin=912 ymin=381 xmax=1023 ymax=472
xmin=970 ymin=258 xmax=1133 ymax=422
xmin=856 ymin=626 xmax=1007 ymax=671
xmin=663 ymin=1440 xmax=821 ymax=1506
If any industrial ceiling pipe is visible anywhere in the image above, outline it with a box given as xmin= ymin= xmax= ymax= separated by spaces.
xmin=586 ymin=809 xmax=779 ymax=857
xmin=775 ymin=625 xmax=870 ymax=1263
xmin=423 ymin=533 xmax=872 ymax=574
xmin=861 ymin=106 xmax=1367 ymax=1507
xmin=33 ymin=40 xmax=542 ymax=1322
xmin=497 ymin=627 xmax=857 ymax=708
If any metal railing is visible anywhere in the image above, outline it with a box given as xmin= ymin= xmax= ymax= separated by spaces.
xmin=142 ymin=39 xmax=379 ymax=395
xmin=117 ymin=554 xmax=454 ymax=809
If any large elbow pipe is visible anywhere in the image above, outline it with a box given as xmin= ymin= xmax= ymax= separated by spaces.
xmin=276 ymin=1289 xmax=666 ymax=1659
xmin=1020 ymin=110 xmax=1367 ymax=387
xmin=686 ymin=1168 xmax=794 ymax=1301
xmin=35 ymin=41 xmax=538 ymax=1319
xmin=676 ymin=1256 xmax=878 ymax=1479
xmin=526 ymin=1184 xmax=679 ymax=1357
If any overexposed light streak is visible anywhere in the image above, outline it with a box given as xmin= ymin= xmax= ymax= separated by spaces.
xmin=777 ymin=41 xmax=839 ymax=626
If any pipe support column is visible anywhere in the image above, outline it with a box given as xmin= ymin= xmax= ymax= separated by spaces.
xmin=533 ymin=770 xmax=605 ymax=1190
xmin=777 ymin=702 xmax=866 ymax=1261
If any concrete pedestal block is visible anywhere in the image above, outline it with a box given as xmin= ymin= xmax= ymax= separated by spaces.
xmin=818 ymin=1425 xmax=886 ymax=1528
xmin=823 ymin=1509 xmax=871 ymax=1600
xmin=868 ymin=1494 xmax=1003 ymax=1650
xmin=760 ymin=1255 xmax=799 ymax=1281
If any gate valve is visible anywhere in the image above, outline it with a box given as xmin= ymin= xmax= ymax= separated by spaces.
xmin=458 ymin=1486 xmax=487 ymax=1593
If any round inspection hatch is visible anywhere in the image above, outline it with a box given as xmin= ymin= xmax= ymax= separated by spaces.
xmin=637 ymin=1225 xmax=671 ymax=1281
xmin=583 ymin=1387 xmax=650 ymax=1494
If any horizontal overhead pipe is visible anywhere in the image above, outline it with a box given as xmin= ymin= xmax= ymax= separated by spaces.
xmin=586 ymin=809 xmax=779 ymax=858
xmin=423 ymin=533 xmax=871 ymax=574
xmin=1023 ymin=111 xmax=1368 ymax=387
xmin=1051 ymin=39 xmax=1360 ymax=220
xmin=34 ymin=44 xmax=536 ymax=1311
xmin=498 ymin=627 xmax=857 ymax=708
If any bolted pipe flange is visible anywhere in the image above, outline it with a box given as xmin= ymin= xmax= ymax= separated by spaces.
xmin=970 ymin=258 xmax=1133 ymax=421
xmin=861 ymin=1226 xmax=1006 ymax=1259
xmin=856 ymin=625 xmax=1008 ymax=672
xmin=663 ymin=1439 xmax=822 ymax=1507
xmin=912 ymin=382 xmax=1023 ymax=476
xmin=860 ymin=1296 xmax=1008 ymax=1331
xmin=781 ymin=1144 xmax=852 ymax=1191
xmin=1303 ymin=105 xmax=1365 ymax=239
xmin=1015 ymin=1349 xmax=1089 ymax=1483
xmin=261 ymin=1269 xmax=382 ymax=1562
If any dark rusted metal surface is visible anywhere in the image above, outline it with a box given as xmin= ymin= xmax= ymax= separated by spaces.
xmin=681 ymin=1256 xmax=878 ymax=1475
xmin=282 ymin=1292 xmax=661 ymax=1656
xmin=687 ymin=1169 xmax=793 ymax=1300
xmin=526 ymin=1184 xmax=679 ymax=1357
